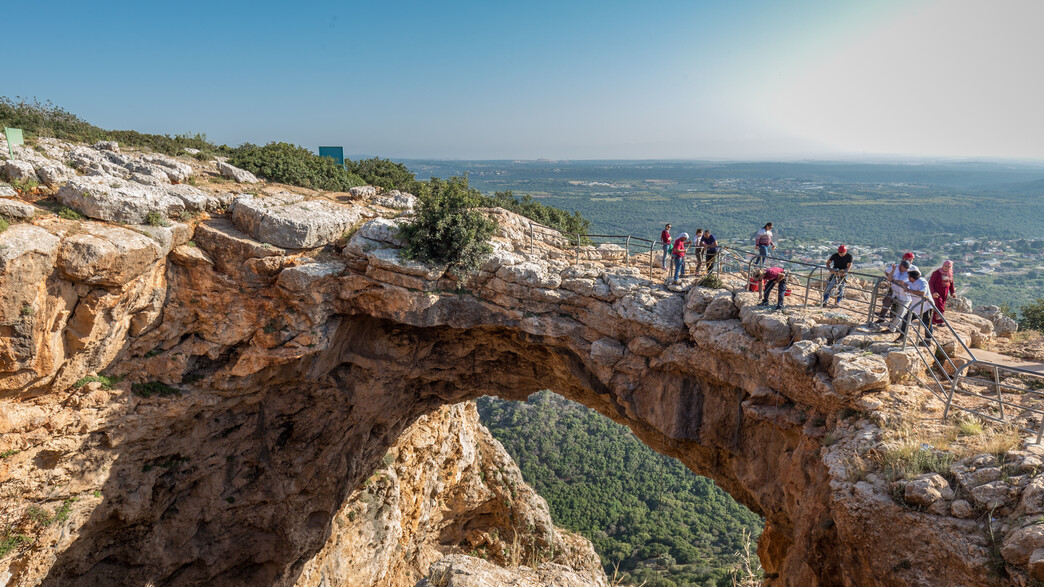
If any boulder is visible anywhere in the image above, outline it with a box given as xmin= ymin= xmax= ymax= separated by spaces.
xmin=57 ymin=223 xmax=163 ymax=286
xmin=949 ymin=294 xmax=973 ymax=313
xmin=0 ymin=185 xmax=15 ymax=197
xmin=1002 ymin=524 xmax=1044 ymax=565
xmin=140 ymin=154 xmax=193 ymax=183
xmin=92 ymin=140 xmax=120 ymax=152
xmin=974 ymin=305 xmax=1019 ymax=338
xmin=0 ymin=198 xmax=38 ymax=219
xmin=124 ymin=160 xmax=172 ymax=185
xmin=829 ymin=352 xmax=889 ymax=396
xmin=4 ymin=160 xmax=38 ymax=183
xmin=349 ymin=185 xmax=377 ymax=198
xmin=372 ymin=189 xmax=416 ymax=210
xmin=230 ymin=194 xmax=364 ymax=249
xmin=56 ymin=176 xmax=185 ymax=224
xmin=885 ymin=349 xmax=924 ymax=383
xmin=970 ymin=480 xmax=1014 ymax=510
xmin=35 ymin=163 xmax=75 ymax=188
xmin=276 ymin=261 xmax=346 ymax=292
xmin=216 ymin=161 xmax=259 ymax=184
xmin=1031 ymin=549 xmax=1044 ymax=582
xmin=903 ymin=473 xmax=954 ymax=507
xmin=950 ymin=499 xmax=974 ymax=518
xmin=356 ymin=217 xmax=404 ymax=246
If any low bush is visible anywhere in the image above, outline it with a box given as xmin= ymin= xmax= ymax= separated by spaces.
xmin=347 ymin=157 xmax=422 ymax=192
xmin=0 ymin=215 xmax=8 ymax=234
xmin=229 ymin=142 xmax=366 ymax=191
xmin=399 ymin=177 xmax=497 ymax=275
xmin=483 ymin=190 xmax=591 ymax=237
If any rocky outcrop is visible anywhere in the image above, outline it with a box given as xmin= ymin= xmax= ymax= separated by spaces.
xmin=975 ymin=305 xmax=1019 ymax=338
xmin=294 ymin=403 xmax=604 ymax=587
xmin=0 ymin=166 xmax=1041 ymax=587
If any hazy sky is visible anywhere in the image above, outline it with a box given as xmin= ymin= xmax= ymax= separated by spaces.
xmin=7 ymin=0 xmax=1043 ymax=160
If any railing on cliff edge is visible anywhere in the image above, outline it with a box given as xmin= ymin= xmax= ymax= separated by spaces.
xmin=527 ymin=222 xmax=1044 ymax=443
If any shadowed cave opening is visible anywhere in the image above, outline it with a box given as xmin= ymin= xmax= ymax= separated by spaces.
xmin=476 ymin=391 xmax=764 ymax=587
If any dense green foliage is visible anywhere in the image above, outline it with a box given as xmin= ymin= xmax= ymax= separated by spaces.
xmin=477 ymin=392 xmax=763 ymax=587
xmin=229 ymin=142 xmax=366 ymax=191
xmin=483 ymin=190 xmax=591 ymax=237
xmin=399 ymin=177 xmax=497 ymax=275
xmin=1022 ymin=299 xmax=1044 ymax=332
xmin=347 ymin=157 xmax=422 ymax=192
xmin=0 ymin=97 xmax=224 ymax=156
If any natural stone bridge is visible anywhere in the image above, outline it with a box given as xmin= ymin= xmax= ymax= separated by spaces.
xmin=0 ymin=149 xmax=1040 ymax=586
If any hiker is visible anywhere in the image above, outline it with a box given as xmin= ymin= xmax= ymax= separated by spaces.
xmin=659 ymin=223 xmax=672 ymax=270
xmin=885 ymin=256 xmax=918 ymax=332
xmin=671 ymin=232 xmax=689 ymax=284
xmin=822 ymin=245 xmax=853 ymax=306
xmin=691 ymin=228 xmax=705 ymax=274
xmin=754 ymin=222 xmax=775 ymax=267
xmin=756 ymin=266 xmax=788 ymax=310
xmin=929 ymin=260 xmax=956 ymax=324
xmin=877 ymin=252 xmax=916 ymax=324
xmin=701 ymin=231 xmax=719 ymax=273
xmin=895 ymin=269 xmax=935 ymax=345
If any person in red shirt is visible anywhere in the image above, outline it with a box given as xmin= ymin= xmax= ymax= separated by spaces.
xmin=756 ymin=266 xmax=788 ymax=310
xmin=659 ymin=223 xmax=672 ymax=270
xmin=671 ymin=232 xmax=689 ymax=284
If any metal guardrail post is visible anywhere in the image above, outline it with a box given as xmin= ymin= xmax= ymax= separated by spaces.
xmin=529 ymin=222 xmax=535 ymax=253
xmin=994 ymin=365 xmax=1005 ymax=421
xmin=575 ymin=234 xmax=580 ymax=265
xmin=625 ymin=235 xmax=631 ymax=267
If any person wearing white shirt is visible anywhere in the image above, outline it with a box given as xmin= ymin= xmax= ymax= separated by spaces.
xmin=754 ymin=222 xmax=774 ymax=267
xmin=894 ymin=270 xmax=936 ymax=345
xmin=885 ymin=260 xmax=918 ymax=331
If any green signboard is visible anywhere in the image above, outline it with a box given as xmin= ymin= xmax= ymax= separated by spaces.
xmin=4 ymin=127 xmax=23 ymax=160
xmin=318 ymin=146 xmax=344 ymax=166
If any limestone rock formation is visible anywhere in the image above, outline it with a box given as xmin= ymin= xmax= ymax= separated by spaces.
xmin=1 ymin=154 xmax=1042 ymax=587
xmin=216 ymin=160 xmax=259 ymax=184
xmin=293 ymin=403 xmax=605 ymax=587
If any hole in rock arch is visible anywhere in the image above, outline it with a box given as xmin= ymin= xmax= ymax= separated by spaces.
xmin=476 ymin=390 xmax=765 ymax=586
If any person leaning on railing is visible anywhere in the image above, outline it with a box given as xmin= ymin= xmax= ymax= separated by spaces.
xmin=894 ymin=269 xmax=936 ymax=345
xmin=691 ymin=228 xmax=705 ymax=275
xmin=877 ymin=252 xmax=917 ymax=325
xmin=822 ymin=244 xmax=853 ymax=306
xmin=701 ymin=230 xmax=719 ymax=273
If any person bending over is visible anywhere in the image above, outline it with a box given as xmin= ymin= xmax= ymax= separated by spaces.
xmin=756 ymin=266 xmax=788 ymax=310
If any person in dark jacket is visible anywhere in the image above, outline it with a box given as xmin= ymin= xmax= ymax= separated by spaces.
xmin=659 ymin=224 xmax=672 ymax=270
xmin=822 ymin=245 xmax=853 ymax=306
xmin=701 ymin=231 xmax=719 ymax=273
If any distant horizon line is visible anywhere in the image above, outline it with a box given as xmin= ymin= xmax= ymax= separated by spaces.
xmin=341 ymin=154 xmax=1044 ymax=167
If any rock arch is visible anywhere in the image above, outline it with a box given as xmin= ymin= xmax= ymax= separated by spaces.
xmin=0 ymin=208 xmax=1008 ymax=586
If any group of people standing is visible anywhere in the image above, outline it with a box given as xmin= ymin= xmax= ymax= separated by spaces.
xmin=876 ymin=253 xmax=958 ymax=345
xmin=659 ymin=224 xmax=720 ymax=285
xmin=657 ymin=220 xmax=959 ymax=335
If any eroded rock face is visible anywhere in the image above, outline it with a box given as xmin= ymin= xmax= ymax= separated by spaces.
xmin=0 ymin=186 xmax=1038 ymax=587
xmin=294 ymin=403 xmax=605 ymax=587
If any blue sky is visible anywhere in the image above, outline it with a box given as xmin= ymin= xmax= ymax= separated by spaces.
xmin=7 ymin=0 xmax=1043 ymax=160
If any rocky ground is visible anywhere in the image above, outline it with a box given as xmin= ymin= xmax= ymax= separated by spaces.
xmin=0 ymin=138 xmax=1043 ymax=586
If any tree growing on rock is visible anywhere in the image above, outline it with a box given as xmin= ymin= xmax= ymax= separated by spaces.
xmin=1021 ymin=298 xmax=1044 ymax=332
xmin=399 ymin=177 xmax=497 ymax=275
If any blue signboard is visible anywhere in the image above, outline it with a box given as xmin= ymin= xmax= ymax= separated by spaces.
xmin=318 ymin=146 xmax=344 ymax=166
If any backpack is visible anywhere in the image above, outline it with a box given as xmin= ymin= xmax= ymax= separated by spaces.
xmin=757 ymin=234 xmax=772 ymax=246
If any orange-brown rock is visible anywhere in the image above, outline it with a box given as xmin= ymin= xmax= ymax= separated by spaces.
xmin=0 ymin=173 xmax=1040 ymax=587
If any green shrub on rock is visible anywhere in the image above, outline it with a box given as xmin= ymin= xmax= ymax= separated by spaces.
xmin=398 ymin=177 xmax=497 ymax=275
xmin=347 ymin=157 xmax=421 ymax=192
xmin=228 ymin=142 xmax=365 ymax=191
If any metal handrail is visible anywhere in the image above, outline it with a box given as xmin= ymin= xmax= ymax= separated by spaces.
xmin=523 ymin=222 xmax=1044 ymax=442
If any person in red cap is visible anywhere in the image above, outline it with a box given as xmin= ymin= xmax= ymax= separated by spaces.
xmin=876 ymin=253 xmax=918 ymax=323
xmin=822 ymin=244 xmax=853 ymax=306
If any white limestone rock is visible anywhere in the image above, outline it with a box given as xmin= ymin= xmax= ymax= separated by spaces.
xmin=140 ymin=154 xmax=194 ymax=183
xmin=0 ymin=198 xmax=38 ymax=219
xmin=34 ymin=163 xmax=75 ymax=188
xmin=4 ymin=160 xmax=38 ymax=183
xmin=57 ymin=223 xmax=162 ymax=286
xmin=349 ymin=185 xmax=377 ymax=198
xmin=92 ymin=140 xmax=120 ymax=152
xmin=372 ymin=189 xmax=416 ymax=210
xmin=216 ymin=160 xmax=259 ymax=184
xmin=230 ymin=193 xmax=365 ymax=249
xmin=0 ymin=185 xmax=15 ymax=197
xmin=277 ymin=261 xmax=346 ymax=292
xmin=904 ymin=473 xmax=954 ymax=507
xmin=56 ymin=176 xmax=186 ymax=224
